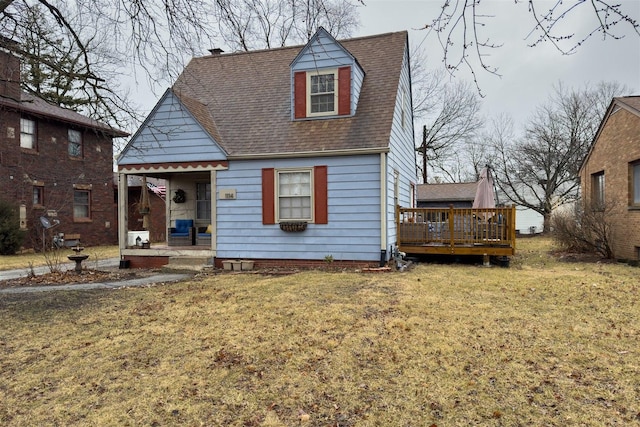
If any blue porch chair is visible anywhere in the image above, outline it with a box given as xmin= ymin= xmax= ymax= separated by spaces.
xmin=168 ymin=219 xmax=194 ymax=246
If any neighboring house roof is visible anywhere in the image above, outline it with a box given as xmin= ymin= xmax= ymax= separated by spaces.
xmin=417 ymin=182 xmax=478 ymax=202
xmin=0 ymin=91 xmax=128 ymax=138
xmin=580 ymin=95 xmax=640 ymax=173
xmin=170 ymin=30 xmax=408 ymax=157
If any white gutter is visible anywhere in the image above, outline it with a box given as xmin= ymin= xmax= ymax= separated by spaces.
xmin=228 ymin=146 xmax=390 ymax=160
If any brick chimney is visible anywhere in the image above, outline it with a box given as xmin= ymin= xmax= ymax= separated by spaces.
xmin=0 ymin=49 xmax=21 ymax=101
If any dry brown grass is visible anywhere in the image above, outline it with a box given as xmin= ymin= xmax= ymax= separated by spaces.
xmin=0 ymin=246 xmax=120 ymax=271
xmin=1 ymin=237 xmax=638 ymax=426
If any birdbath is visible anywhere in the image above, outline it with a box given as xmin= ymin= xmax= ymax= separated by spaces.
xmin=67 ymin=245 xmax=89 ymax=273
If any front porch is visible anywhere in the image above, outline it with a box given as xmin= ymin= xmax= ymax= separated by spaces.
xmin=117 ymin=164 xmax=228 ymax=269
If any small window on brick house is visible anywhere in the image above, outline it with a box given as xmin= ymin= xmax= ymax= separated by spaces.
xmin=630 ymin=160 xmax=640 ymax=207
xmin=68 ymin=129 xmax=82 ymax=157
xmin=73 ymin=189 xmax=91 ymax=219
xmin=20 ymin=118 xmax=36 ymax=149
xmin=591 ymin=171 xmax=605 ymax=210
xmin=33 ymin=185 xmax=44 ymax=207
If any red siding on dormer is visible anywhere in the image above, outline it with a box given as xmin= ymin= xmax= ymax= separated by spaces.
xmin=338 ymin=66 xmax=351 ymax=116
xmin=294 ymin=71 xmax=307 ymax=119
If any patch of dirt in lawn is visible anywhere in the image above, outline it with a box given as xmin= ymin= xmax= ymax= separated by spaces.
xmin=0 ymin=267 xmax=162 ymax=289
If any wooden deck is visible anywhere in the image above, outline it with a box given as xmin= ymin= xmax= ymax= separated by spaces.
xmin=396 ymin=206 xmax=516 ymax=257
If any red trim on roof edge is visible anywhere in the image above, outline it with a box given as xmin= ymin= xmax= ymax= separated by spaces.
xmin=118 ymin=160 xmax=229 ymax=171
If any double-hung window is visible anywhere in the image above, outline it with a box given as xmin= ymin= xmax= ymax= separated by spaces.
xmin=68 ymin=129 xmax=82 ymax=157
xmin=277 ymin=169 xmax=312 ymax=221
xmin=73 ymin=189 xmax=91 ymax=219
xmin=20 ymin=118 xmax=36 ymax=149
xmin=308 ymin=69 xmax=337 ymax=116
xmin=591 ymin=171 xmax=605 ymax=210
xmin=196 ymin=182 xmax=212 ymax=221
xmin=33 ymin=185 xmax=44 ymax=207
xmin=631 ymin=160 xmax=640 ymax=207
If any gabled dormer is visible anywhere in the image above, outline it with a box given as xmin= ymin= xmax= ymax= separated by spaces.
xmin=290 ymin=27 xmax=365 ymax=120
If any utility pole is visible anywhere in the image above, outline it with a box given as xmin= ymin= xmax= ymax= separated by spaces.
xmin=422 ymin=125 xmax=427 ymax=184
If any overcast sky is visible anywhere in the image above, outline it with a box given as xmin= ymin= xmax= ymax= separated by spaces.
xmin=356 ymin=0 xmax=640 ymax=128
xmin=129 ymin=1 xmax=640 ymax=132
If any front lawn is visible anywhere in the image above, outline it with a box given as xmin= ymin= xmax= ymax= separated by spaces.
xmin=0 ymin=238 xmax=638 ymax=426
xmin=0 ymin=246 xmax=120 ymax=271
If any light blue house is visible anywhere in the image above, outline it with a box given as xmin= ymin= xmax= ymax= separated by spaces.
xmin=117 ymin=28 xmax=416 ymax=268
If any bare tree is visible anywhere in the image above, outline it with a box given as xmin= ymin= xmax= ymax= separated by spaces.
xmin=427 ymin=1 xmax=639 ymax=88
xmin=490 ymin=82 xmax=628 ymax=232
xmin=414 ymin=73 xmax=484 ymax=183
xmin=8 ymin=4 xmax=142 ymax=131
xmin=212 ymin=0 xmax=359 ymax=51
xmin=1 ymin=0 xmax=360 ymax=131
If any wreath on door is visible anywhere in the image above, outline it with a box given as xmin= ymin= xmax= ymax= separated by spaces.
xmin=172 ymin=189 xmax=186 ymax=203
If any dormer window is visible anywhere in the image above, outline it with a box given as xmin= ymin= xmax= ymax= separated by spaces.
xmin=294 ymin=67 xmax=351 ymax=119
xmin=308 ymin=69 xmax=337 ymax=116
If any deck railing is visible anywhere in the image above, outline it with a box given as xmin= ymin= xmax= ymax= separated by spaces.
xmin=396 ymin=205 xmax=516 ymax=256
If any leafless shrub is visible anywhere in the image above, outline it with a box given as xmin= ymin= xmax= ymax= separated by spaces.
xmin=551 ymin=200 xmax=615 ymax=259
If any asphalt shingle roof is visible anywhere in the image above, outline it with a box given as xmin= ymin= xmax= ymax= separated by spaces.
xmin=616 ymin=96 xmax=640 ymax=116
xmin=171 ymin=31 xmax=408 ymax=157
xmin=417 ymin=182 xmax=478 ymax=202
xmin=0 ymin=91 xmax=128 ymax=137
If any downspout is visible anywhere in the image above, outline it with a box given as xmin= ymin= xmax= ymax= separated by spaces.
xmin=380 ymin=152 xmax=387 ymax=265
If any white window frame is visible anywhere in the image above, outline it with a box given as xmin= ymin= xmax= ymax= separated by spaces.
xmin=68 ymin=129 xmax=82 ymax=157
xmin=306 ymin=68 xmax=339 ymax=117
xmin=276 ymin=168 xmax=314 ymax=222
xmin=20 ymin=118 xmax=36 ymax=149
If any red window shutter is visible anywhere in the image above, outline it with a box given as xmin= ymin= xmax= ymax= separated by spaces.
xmin=338 ymin=66 xmax=351 ymax=116
xmin=262 ymin=168 xmax=275 ymax=224
xmin=294 ymin=71 xmax=307 ymax=119
xmin=314 ymin=165 xmax=328 ymax=224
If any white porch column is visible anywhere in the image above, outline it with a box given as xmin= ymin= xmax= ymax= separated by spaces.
xmin=117 ymin=172 xmax=129 ymax=252
xmin=210 ymin=169 xmax=217 ymax=255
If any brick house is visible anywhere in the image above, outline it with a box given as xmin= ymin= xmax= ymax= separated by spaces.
xmin=0 ymin=49 xmax=128 ymax=250
xmin=579 ymin=96 xmax=640 ymax=261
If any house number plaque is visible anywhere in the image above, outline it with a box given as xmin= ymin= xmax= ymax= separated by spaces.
xmin=219 ymin=189 xmax=237 ymax=200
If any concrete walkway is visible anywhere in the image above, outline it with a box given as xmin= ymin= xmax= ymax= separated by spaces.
xmin=0 ymin=258 xmax=192 ymax=294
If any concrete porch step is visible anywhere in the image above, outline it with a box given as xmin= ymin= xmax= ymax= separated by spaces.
xmin=164 ymin=256 xmax=213 ymax=272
